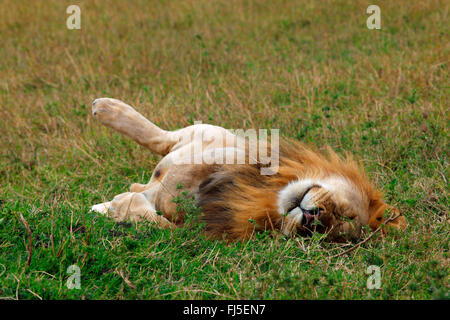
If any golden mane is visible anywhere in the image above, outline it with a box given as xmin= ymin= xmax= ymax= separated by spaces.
xmin=197 ymin=139 xmax=396 ymax=240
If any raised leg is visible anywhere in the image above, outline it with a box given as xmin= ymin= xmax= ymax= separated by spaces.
xmin=91 ymin=97 xmax=238 ymax=157
xmin=92 ymin=98 xmax=178 ymax=155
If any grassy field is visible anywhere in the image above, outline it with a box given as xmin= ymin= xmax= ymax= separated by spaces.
xmin=0 ymin=0 xmax=448 ymax=299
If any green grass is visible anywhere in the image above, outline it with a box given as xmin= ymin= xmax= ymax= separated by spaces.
xmin=0 ymin=0 xmax=448 ymax=299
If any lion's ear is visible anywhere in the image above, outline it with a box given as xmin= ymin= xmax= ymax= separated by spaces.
xmin=368 ymin=199 xmax=386 ymax=230
xmin=368 ymin=202 xmax=407 ymax=231
xmin=384 ymin=206 xmax=407 ymax=230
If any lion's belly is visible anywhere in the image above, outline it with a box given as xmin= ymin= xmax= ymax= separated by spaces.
xmin=144 ymin=144 xmax=246 ymax=225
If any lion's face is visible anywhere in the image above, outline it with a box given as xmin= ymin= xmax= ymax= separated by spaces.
xmin=277 ymin=176 xmax=406 ymax=241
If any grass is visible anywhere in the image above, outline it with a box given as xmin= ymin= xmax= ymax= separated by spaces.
xmin=0 ymin=0 xmax=448 ymax=299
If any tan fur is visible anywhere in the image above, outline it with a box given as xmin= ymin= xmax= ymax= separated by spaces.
xmin=90 ymin=98 xmax=406 ymax=242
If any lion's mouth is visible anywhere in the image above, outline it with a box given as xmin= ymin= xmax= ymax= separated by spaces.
xmin=301 ymin=210 xmax=318 ymax=226
xmin=287 ymin=186 xmax=322 ymax=227
xmin=286 ymin=207 xmax=321 ymax=229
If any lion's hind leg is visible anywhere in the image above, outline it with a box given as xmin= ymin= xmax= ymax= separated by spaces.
xmin=91 ymin=192 xmax=175 ymax=229
xmin=92 ymin=98 xmax=177 ymax=155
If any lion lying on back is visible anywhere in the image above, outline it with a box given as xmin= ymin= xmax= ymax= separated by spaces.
xmin=90 ymin=98 xmax=406 ymax=241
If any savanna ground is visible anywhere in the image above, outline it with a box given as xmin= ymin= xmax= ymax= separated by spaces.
xmin=0 ymin=0 xmax=448 ymax=300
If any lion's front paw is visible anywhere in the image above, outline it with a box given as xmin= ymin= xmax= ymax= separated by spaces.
xmin=90 ymin=201 xmax=111 ymax=215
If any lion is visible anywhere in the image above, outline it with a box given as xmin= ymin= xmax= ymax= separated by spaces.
xmin=90 ymin=98 xmax=406 ymax=241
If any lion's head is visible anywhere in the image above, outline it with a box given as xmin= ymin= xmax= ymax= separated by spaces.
xmin=275 ymin=141 xmax=407 ymax=241
xmin=277 ymin=176 xmax=406 ymax=241
xmin=198 ymin=139 xmax=407 ymax=241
